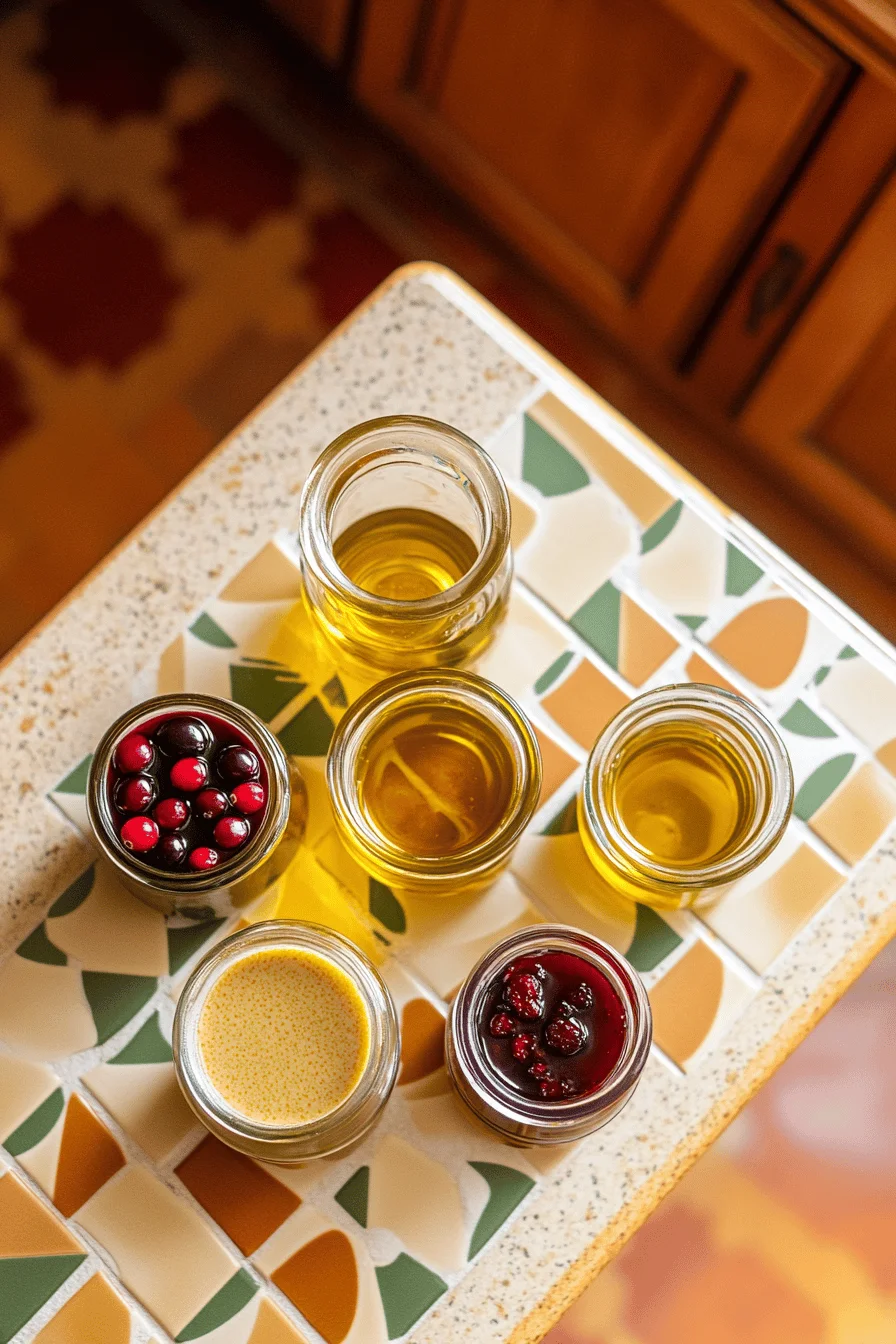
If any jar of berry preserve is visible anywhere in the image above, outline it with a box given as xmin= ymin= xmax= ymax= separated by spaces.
xmin=87 ymin=693 xmax=306 ymax=920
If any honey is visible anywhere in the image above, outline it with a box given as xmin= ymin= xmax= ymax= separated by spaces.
xmin=333 ymin=507 xmax=479 ymax=601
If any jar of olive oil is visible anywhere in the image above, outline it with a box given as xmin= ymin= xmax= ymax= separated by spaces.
xmin=578 ymin=684 xmax=793 ymax=911
xmin=298 ymin=416 xmax=512 ymax=677
xmin=327 ymin=669 xmax=542 ymax=896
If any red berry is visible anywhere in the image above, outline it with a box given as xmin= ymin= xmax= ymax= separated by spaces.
xmin=114 ymin=733 xmax=154 ymax=773
xmin=545 ymin=1015 xmax=587 ymax=1057
xmin=230 ymin=781 xmax=265 ymax=815
xmin=504 ymin=971 xmax=544 ymax=1021
xmin=569 ymin=983 xmax=594 ymax=1011
xmin=120 ymin=816 xmax=159 ymax=853
xmin=196 ymin=788 xmax=228 ymax=820
xmin=170 ymin=757 xmax=208 ymax=792
xmin=539 ymin=1075 xmax=563 ymax=1099
xmin=214 ymin=816 xmax=250 ymax=850
xmin=155 ymin=716 xmax=212 ymax=758
xmin=115 ymin=774 xmax=156 ymax=814
xmin=489 ymin=1012 xmax=515 ymax=1038
xmin=217 ymin=745 xmax=259 ymax=783
xmin=511 ymin=1032 xmax=537 ymax=1061
xmin=158 ymin=834 xmax=188 ymax=867
xmin=188 ymin=846 xmax=219 ymax=871
xmin=154 ymin=797 xmax=189 ymax=831
xmin=528 ymin=1061 xmax=549 ymax=1078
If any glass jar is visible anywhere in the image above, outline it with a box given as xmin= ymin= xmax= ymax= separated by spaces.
xmin=87 ymin=693 xmax=306 ymax=920
xmin=327 ymin=668 xmax=542 ymax=896
xmin=578 ymin=683 xmax=793 ymax=911
xmin=173 ymin=920 xmax=399 ymax=1163
xmin=446 ymin=925 xmax=651 ymax=1145
xmin=298 ymin=415 xmax=512 ymax=677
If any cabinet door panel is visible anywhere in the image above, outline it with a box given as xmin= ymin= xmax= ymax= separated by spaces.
xmin=356 ymin=0 xmax=847 ymax=363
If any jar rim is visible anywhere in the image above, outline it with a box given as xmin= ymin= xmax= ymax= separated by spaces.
xmin=298 ymin=415 xmax=511 ymax=618
xmin=581 ymin=683 xmax=793 ymax=890
xmin=326 ymin=668 xmax=543 ymax=883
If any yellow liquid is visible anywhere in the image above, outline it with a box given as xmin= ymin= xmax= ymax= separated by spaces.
xmin=333 ymin=508 xmax=478 ymax=601
xmin=358 ymin=706 xmax=514 ymax=857
xmin=197 ymin=948 xmax=370 ymax=1126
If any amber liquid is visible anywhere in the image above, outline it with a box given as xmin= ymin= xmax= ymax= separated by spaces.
xmin=358 ymin=705 xmax=515 ymax=858
xmin=333 ymin=508 xmax=479 ymax=601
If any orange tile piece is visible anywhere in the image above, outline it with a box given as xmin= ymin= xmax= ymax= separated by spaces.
xmin=249 ymin=1296 xmax=310 ymax=1343
xmin=53 ymin=1095 xmax=126 ymax=1218
xmin=809 ymin=760 xmax=896 ymax=865
xmin=685 ymin=652 xmax=737 ymax=694
xmin=532 ymin=724 xmax=579 ymax=805
xmin=649 ymin=942 xmax=724 ymax=1068
xmin=176 ymin=1134 xmax=300 ymax=1254
xmin=709 ymin=598 xmax=809 ymax=690
xmin=272 ymin=1230 xmax=357 ymax=1344
xmin=34 ymin=1273 xmax=130 ymax=1344
xmin=398 ymin=998 xmax=445 ymax=1086
xmin=541 ymin=659 xmax=629 ymax=751
xmin=877 ymin=737 xmax=896 ymax=776
xmin=618 ymin=594 xmax=678 ymax=685
xmin=508 ymin=486 xmax=538 ymax=549
xmin=0 ymin=1171 xmax=83 ymax=1258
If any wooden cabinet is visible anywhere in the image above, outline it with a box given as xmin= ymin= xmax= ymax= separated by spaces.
xmin=356 ymin=0 xmax=848 ymax=366
xmin=267 ymin=0 xmax=352 ymax=64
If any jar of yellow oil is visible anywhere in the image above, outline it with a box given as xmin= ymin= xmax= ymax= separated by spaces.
xmin=578 ymin=684 xmax=793 ymax=910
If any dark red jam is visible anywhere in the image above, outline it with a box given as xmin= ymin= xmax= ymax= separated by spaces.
xmin=107 ymin=711 xmax=268 ymax=874
xmin=479 ymin=950 xmax=627 ymax=1101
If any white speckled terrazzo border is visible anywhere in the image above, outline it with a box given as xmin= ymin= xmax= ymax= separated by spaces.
xmin=2 ymin=265 xmax=894 ymax=1344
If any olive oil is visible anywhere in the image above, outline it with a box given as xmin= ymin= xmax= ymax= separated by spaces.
xmin=334 ymin=508 xmax=479 ymax=601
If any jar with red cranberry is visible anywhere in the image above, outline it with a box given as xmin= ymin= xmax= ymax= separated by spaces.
xmin=446 ymin=925 xmax=651 ymax=1145
xmin=87 ymin=693 xmax=306 ymax=919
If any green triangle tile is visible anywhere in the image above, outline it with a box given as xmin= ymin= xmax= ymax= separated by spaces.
xmin=0 ymin=1255 xmax=86 ymax=1344
xmin=838 ymin=645 xmax=859 ymax=659
xmin=81 ymin=972 xmax=158 ymax=1045
xmin=626 ymin=906 xmax=682 ymax=972
xmin=534 ymin=650 xmax=574 ymax=696
xmin=813 ymin=665 xmax=831 ymax=686
xmin=322 ymin=674 xmax=348 ymax=708
xmin=468 ymin=1162 xmax=536 ymax=1259
xmin=110 ymin=1012 xmax=172 ymax=1065
xmin=17 ymin=924 xmax=66 ymax=966
xmin=779 ymin=700 xmax=837 ymax=738
xmin=334 ymin=1166 xmax=369 ymax=1227
xmin=230 ymin=663 xmax=306 ymax=722
xmin=522 ymin=417 xmax=589 ymax=497
xmin=570 ymin=582 xmax=621 ymax=668
xmin=176 ymin=1269 xmax=257 ymax=1341
xmin=48 ymin=866 xmax=95 ymax=918
xmin=724 ymin=543 xmax=764 ymax=597
xmin=167 ymin=920 xmax=226 ymax=975
xmin=793 ymin=753 xmax=856 ymax=822
xmin=189 ymin=612 xmax=237 ymax=648
xmin=541 ymin=794 xmax=578 ymax=836
xmin=277 ymin=697 xmax=334 ymax=756
xmin=640 ymin=500 xmax=682 ymax=554
xmin=369 ymin=879 xmax=406 ymax=935
xmin=375 ymin=1254 xmax=447 ymax=1340
xmin=3 ymin=1089 xmax=65 ymax=1157
xmin=54 ymin=755 xmax=93 ymax=795
xmin=676 ymin=614 xmax=707 ymax=632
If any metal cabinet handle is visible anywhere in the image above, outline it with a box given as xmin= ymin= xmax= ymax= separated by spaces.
xmin=745 ymin=242 xmax=806 ymax=333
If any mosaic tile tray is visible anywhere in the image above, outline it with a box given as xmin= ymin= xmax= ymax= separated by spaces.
xmin=2 ymin=266 xmax=895 ymax=1344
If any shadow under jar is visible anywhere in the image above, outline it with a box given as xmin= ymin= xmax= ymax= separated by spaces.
xmin=447 ymin=926 xmax=651 ymax=1145
xmin=87 ymin=693 xmax=306 ymax=920
xmin=298 ymin=416 xmax=512 ymax=677
xmin=173 ymin=920 xmax=400 ymax=1162
xmin=578 ymin=684 xmax=794 ymax=912
xmin=327 ymin=669 xmax=542 ymax=897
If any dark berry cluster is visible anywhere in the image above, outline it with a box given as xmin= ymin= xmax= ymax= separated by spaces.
xmin=110 ymin=714 xmax=267 ymax=873
xmin=486 ymin=963 xmax=592 ymax=1099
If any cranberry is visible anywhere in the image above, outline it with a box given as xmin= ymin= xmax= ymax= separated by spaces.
xmin=539 ymin=1075 xmax=563 ymax=1099
xmin=155 ymin=716 xmax=212 ymax=758
xmin=545 ymin=1016 xmax=587 ymax=1057
xmin=217 ymin=745 xmax=259 ymax=783
xmin=504 ymin=971 xmax=544 ymax=1021
xmin=528 ymin=1061 xmax=549 ymax=1078
xmin=170 ymin=757 xmax=208 ymax=792
xmin=511 ymin=1033 xmax=537 ymax=1061
xmin=154 ymin=797 xmax=189 ymax=830
xmin=114 ymin=774 xmax=156 ymax=814
xmin=120 ymin=816 xmax=159 ymax=852
xmin=188 ymin=846 xmax=219 ymax=871
xmin=489 ymin=1012 xmax=515 ymax=1037
xmin=196 ymin=788 xmax=229 ymax=820
xmin=569 ymin=983 xmax=594 ymax=1011
xmin=114 ymin=733 xmax=154 ymax=774
xmin=214 ymin=816 xmax=250 ymax=850
xmin=230 ymin=781 xmax=265 ymax=815
xmin=158 ymin=834 xmax=188 ymax=867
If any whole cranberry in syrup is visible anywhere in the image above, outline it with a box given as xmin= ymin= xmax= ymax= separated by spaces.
xmin=230 ymin=781 xmax=266 ymax=815
xmin=120 ymin=816 xmax=159 ymax=853
xmin=214 ymin=816 xmax=250 ymax=850
xmin=155 ymin=716 xmax=212 ymax=758
xmin=115 ymin=774 xmax=156 ymax=814
xmin=114 ymin=733 xmax=154 ymax=774
xmin=170 ymin=757 xmax=208 ymax=792
xmin=217 ymin=745 xmax=259 ymax=784
xmin=196 ymin=788 xmax=229 ymax=820
xmin=154 ymin=797 xmax=189 ymax=831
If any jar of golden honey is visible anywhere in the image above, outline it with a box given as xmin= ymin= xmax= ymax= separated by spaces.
xmin=326 ymin=669 xmax=542 ymax=896
xmin=298 ymin=416 xmax=512 ymax=676
xmin=577 ymin=684 xmax=793 ymax=911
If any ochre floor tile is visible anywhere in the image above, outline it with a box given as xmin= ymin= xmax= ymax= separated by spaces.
xmin=0 ymin=1171 xmax=83 ymax=1258
xmin=33 ymin=1273 xmax=131 ymax=1344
